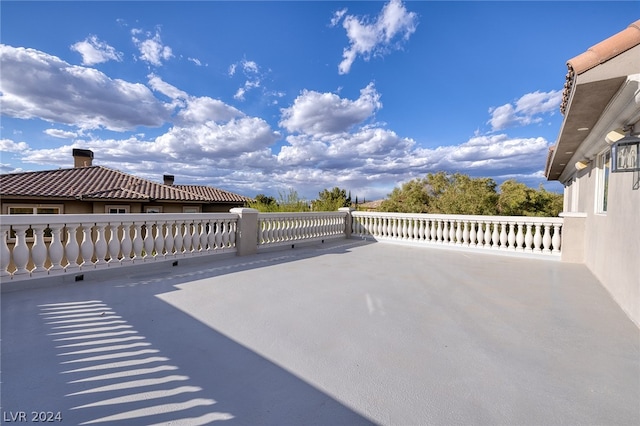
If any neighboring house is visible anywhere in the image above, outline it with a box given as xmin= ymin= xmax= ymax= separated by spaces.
xmin=545 ymin=20 xmax=640 ymax=326
xmin=0 ymin=149 xmax=251 ymax=215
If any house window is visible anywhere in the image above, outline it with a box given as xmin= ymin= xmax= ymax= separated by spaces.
xmin=183 ymin=206 xmax=200 ymax=213
xmin=8 ymin=206 xmax=62 ymax=215
xmin=106 ymin=205 xmax=129 ymax=214
xmin=596 ymin=150 xmax=611 ymax=213
xmin=145 ymin=206 xmax=163 ymax=213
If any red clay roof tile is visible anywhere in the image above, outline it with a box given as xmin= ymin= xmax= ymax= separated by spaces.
xmin=0 ymin=166 xmax=248 ymax=204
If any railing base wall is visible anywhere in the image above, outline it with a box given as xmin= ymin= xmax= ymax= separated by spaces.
xmin=1 ymin=250 xmax=237 ymax=293
xmin=352 ymin=235 xmax=562 ymax=261
xmin=257 ymin=234 xmax=346 ymax=253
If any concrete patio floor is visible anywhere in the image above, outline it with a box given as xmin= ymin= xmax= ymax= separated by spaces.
xmin=2 ymin=239 xmax=639 ymax=425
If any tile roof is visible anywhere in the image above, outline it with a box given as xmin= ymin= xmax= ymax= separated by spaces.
xmin=174 ymin=185 xmax=252 ymax=203
xmin=0 ymin=166 xmax=248 ymax=203
xmin=561 ymin=20 xmax=640 ymax=114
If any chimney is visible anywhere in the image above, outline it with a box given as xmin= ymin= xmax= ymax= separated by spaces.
xmin=163 ymin=174 xmax=175 ymax=186
xmin=72 ymin=149 xmax=93 ymax=168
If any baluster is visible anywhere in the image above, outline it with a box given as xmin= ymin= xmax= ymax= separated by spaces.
xmin=440 ymin=220 xmax=447 ymax=243
xmin=266 ymin=219 xmax=273 ymax=243
xmin=229 ymin=220 xmax=237 ymax=247
xmin=533 ymin=223 xmax=543 ymax=253
xmin=376 ymin=217 xmax=382 ymax=238
xmin=155 ymin=222 xmax=166 ymax=257
xmin=164 ymin=222 xmax=175 ymax=256
xmin=0 ymin=226 xmax=12 ymax=277
xmin=429 ymin=220 xmax=436 ymax=243
xmin=402 ymin=218 xmax=408 ymax=240
xmin=552 ymin=224 xmax=562 ymax=254
xmin=515 ymin=222 xmax=524 ymax=252
xmin=144 ymin=223 xmax=156 ymax=259
xmin=131 ymin=223 xmax=144 ymax=261
xmin=498 ymin=222 xmax=508 ymax=250
xmin=542 ymin=224 xmax=552 ymax=253
xmin=455 ymin=221 xmax=463 ymax=245
xmin=30 ymin=224 xmax=48 ymax=275
xmin=462 ymin=221 xmax=470 ymax=246
xmin=80 ymin=224 xmax=95 ymax=268
xmin=482 ymin=222 xmax=491 ymax=248
xmin=469 ymin=221 xmax=476 ymax=247
xmin=93 ymin=223 xmax=108 ymax=267
xmin=120 ymin=222 xmax=133 ymax=263
xmin=64 ymin=224 xmax=81 ymax=271
xmin=181 ymin=221 xmax=192 ymax=253
xmin=11 ymin=225 xmax=30 ymax=276
xmin=199 ymin=220 xmax=208 ymax=252
xmin=524 ymin=223 xmax=533 ymax=252
xmin=221 ymin=220 xmax=229 ymax=248
xmin=192 ymin=221 xmax=202 ymax=253
xmin=476 ymin=222 xmax=484 ymax=247
xmin=106 ymin=223 xmax=121 ymax=265
xmin=436 ymin=220 xmax=443 ymax=243
xmin=417 ymin=219 xmax=424 ymax=241
xmin=507 ymin=222 xmax=516 ymax=251
xmin=491 ymin=221 xmax=500 ymax=249
xmin=208 ymin=220 xmax=218 ymax=251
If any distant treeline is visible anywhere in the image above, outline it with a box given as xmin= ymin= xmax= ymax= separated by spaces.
xmin=249 ymin=172 xmax=564 ymax=217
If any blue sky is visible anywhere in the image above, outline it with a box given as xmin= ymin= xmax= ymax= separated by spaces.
xmin=1 ymin=1 xmax=638 ymax=200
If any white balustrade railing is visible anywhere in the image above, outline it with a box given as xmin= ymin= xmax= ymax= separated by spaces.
xmin=258 ymin=211 xmax=347 ymax=249
xmin=1 ymin=213 xmax=237 ymax=281
xmin=0 ymin=210 xmax=566 ymax=283
xmin=351 ymin=212 xmax=562 ymax=256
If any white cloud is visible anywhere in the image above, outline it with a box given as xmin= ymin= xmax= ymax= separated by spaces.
xmin=233 ymin=87 xmax=246 ymax=101
xmin=0 ymin=45 xmax=170 ymax=131
xmin=188 ymin=57 xmax=203 ymax=66
xmin=241 ymin=59 xmax=258 ymax=74
xmin=147 ymin=74 xmax=188 ymax=100
xmin=279 ymin=83 xmax=381 ymax=135
xmin=0 ymin=138 xmax=29 ymax=153
xmin=488 ymin=90 xmax=562 ymax=131
xmin=334 ymin=0 xmax=417 ymax=74
xmin=229 ymin=59 xmax=263 ymax=101
xmin=44 ymin=128 xmax=77 ymax=139
xmin=132 ymin=28 xmax=173 ymax=66
xmin=71 ymin=35 xmax=123 ymax=65
xmin=176 ymin=96 xmax=244 ymax=124
xmin=330 ymin=8 xmax=348 ymax=27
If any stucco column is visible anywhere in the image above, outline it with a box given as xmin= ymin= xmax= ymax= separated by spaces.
xmin=230 ymin=208 xmax=259 ymax=256
xmin=339 ymin=207 xmax=355 ymax=239
xmin=558 ymin=212 xmax=587 ymax=263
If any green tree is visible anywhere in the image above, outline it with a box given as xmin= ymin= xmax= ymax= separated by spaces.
xmin=313 ymin=187 xmax=351 ymax=211
xmin=498 ymin=180 xmax=563 ymax=217
xmin=248 ymin=189 xmax=310 ymax=212
xmin=379 ymin=177 xmax=431 ymax=213
xmin=426 ymin=172 xmax=498 ymax=215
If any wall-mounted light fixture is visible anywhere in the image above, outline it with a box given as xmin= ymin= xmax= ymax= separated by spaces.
xmin=575 ymin=160 xmax=590 ymax=171
xmin=611 ymin=130 xmax=640 ymax=173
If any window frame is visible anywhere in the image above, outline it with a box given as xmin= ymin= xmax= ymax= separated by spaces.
xmin=595 ymin=149 xmax=611 ymax=214
xmin=106 ymin=205 xmax=130 ymax=214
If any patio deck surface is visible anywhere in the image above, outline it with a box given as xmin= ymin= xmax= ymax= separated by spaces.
xmin=2 ymin=239 xmax=639 ymax=426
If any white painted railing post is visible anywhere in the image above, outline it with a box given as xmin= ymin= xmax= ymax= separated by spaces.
xmin=231 ymin=208 xmax=259 ymax=256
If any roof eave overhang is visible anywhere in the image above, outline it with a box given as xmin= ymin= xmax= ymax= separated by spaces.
xmin=547 ymin=73 xmax=640 ymax=183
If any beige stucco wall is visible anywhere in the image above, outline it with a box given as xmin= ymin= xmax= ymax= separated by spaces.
xmin=567 ymin=163 xmax=640 ymax=327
